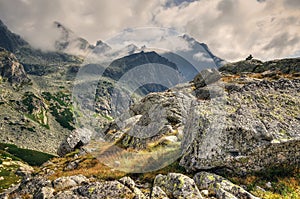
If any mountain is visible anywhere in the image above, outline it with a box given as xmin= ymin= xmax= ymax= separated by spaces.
xmin=104 ymin=51 xmax=178 ymax=80
xmin=0 ymin=20 xmax=28 ymax=52
xmin=54 ymin=21 xmax=94 ymax=54
xmin=161 ymin=34 xmax=225 ymax=81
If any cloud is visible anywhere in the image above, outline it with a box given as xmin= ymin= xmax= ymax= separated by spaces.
xmin=0 ymin=0 xmax=299 ymax=61
xmin=193 ymin=52 xmax=214 ymax=62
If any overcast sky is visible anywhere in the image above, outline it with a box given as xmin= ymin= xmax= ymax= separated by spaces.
xmin=0 ymin=0 xmax=299 ymax=61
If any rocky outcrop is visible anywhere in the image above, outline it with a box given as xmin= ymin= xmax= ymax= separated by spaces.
xmin=219 ymin=58 xmax=300 ymax=75
xmin=0 ymin=47 xmax=30 ymax=85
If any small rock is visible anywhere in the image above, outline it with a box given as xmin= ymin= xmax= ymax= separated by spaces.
xmin=200 ymin=189 xmax=209 ymax=196
xmin=15 ymin=163 xmax=34 ymax=177
xmin=63 ymin=161 xmax=79 ymax=171
xmin=34 ymin=187 xmax=54 ymax=199
xmin=266 ymin=182 xmax=272 ymax=188
xmin=151 ymin=186 xmax=169 ymax=199
xmin=119 ymin=177 xmax=146 ymax=199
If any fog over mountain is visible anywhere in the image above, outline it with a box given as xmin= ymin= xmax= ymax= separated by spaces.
xmin=0 ymin=0 xmax=299 ymax=61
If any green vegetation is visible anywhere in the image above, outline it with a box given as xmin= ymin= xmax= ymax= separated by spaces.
xmin=22 ymin=92 xmax=49 ymax=129
xmin=0 ymin=143 xmax=55 ymax=166
xmin=0 ymin=150 xmax=22 ymax=192
xmin=42 ymin=91 xmax=75 ymax=130
xmin=226 ymin=166 xmax=300 ymax=199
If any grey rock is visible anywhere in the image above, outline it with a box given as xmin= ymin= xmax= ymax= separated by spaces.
xmin=219 ymin=58 xmax=300 ymax=74
xmin=151 ymin=186 xmax=169 ymax=199
xmin=10 ymin=177 xmax=51 ymax=198
xmin=193 ymin=68 xmax=221 ymax=89
xmin=54 ymin=190 xmax=86 ymax=199
xmin=153 ymin=173 xmax=203 ymax=199
xmin=119 ymin=177 xmax=146 ymax=199
xmin=0 ymin=48 xmax=30 ymax=85
xmin=58 ymin=128 xmax=93 ymax=156
xmin=193 ymin=172 xmax=259 ymax=199
xmin=34 ymin=187 xmax=55 ymax=199
xmin=52 ymin=175 xmax=89 ymax=190
xmin=75 ymin=181 xmax=135 ymax=198
xmin=180 ymin=79 xmax=300 ymax=173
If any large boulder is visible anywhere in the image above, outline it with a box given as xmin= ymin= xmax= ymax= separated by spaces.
xmin=180 ymin=78 xmax=300 ymax=173
xmin=57 ymin=128 xmax=93 ymax=156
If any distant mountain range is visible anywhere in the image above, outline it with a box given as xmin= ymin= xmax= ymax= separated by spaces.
xmin=0 ymin=19 xmax=225 ymax=82
xmin=0 ymin=18 xmax=225 ymax=154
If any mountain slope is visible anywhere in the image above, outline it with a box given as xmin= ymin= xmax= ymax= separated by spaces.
xmin=0 ymin=20 xmax=28 ymax=52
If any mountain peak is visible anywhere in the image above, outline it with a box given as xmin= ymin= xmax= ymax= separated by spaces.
xmin=0 ymin=19 xmax=28 ymax=52
xmin=53 ymin=21 xmax=94 ymax=54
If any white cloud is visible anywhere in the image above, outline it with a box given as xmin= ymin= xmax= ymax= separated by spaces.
xmin=193 ymin=52 xmax=214 ymax=62
xmin=0 ymin=0 xmax=299 ymax=61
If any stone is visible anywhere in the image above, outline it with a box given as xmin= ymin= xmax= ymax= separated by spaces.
xmin=180 ymin=79 xmax=300 ymax=173
xmin=153 ymin=173 xmax=203 ymax=199
xmin=193 ymin=68 xmax=221 ymax=89
xmin=53 ymin=190 xmax=83 ymax=199
xmin=0 ymin=48 xmax=30 ymax=85
xmin=151 ymin=186 xmax=169 ymax=199
xmin=34 ymin=187 xmax=54 ymax=199
xmin=57 ymin=128 xmax=93 ymax=156
xmin=76 ymin=181 xmax=135 ymax=198
xmin=119 ymin=177 xmax=146 ymax=199
xmin=193 ymin=172 xmax=259 ymax=199
xmin=52 ymin=175 xmax=89 ymax=190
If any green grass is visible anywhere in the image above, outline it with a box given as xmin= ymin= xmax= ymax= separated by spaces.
xmin=0 ymin=167 xmax=21 ymax=192
xmin=0 ymin=143 xmax=55 ymax=166
xmin=226 ymin=166 xmax=300 ymax=199
xmin=0 ymin=151 xmax=22 ymax=192
xmin=41 ymin=91 xmax=75 ymax=130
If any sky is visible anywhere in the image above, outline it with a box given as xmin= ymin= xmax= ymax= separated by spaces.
xmin=0 ymin=0 xmax=299 ymax=61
